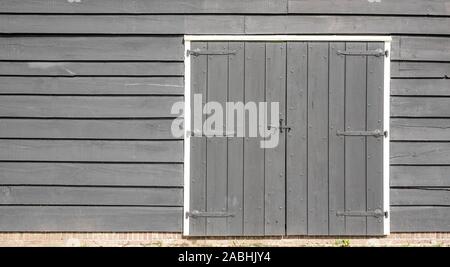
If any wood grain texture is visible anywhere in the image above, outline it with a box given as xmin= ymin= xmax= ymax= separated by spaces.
xmin=226 ymin=42 xmax=245 ymax=236
xmin=0 ymin=206 xmax=182 ymax=232
xmin=307 ymin=42 xmax=329 ymax=235
xmin=0 ymin=96 xmax=182 ymax=118
xmin=391 ymin=79 xmax=450 ymax=96
xmin=365 ymin=42 xmax=385 ymax=235
xmin=391 ymin=166 xmax=450 ymax=187
xmin=391 ymin=36 xmax=450 ymax=61
xmin=391 ymin=188 xmax=450 ymax=206
xmin=0 ymin=119 xmax=177 ymax=139
xmin=205 ymin=42 xmax=228 ymax=235
xmin=328 ymin=42 xmax=346 ymax=235
xmin=288 ymin=0 xmax=450 ymax=16
xmin=243 ymin=42 xmax=265 ymax=235
xmin=0 ymin=37 xmax=183 ymax=61
xmin=0 ymin=15 xmax=245 ymax=34
xmin=0 ymin=0 xmax=288 ymax=13
xmin=264 ymin=42 xmax=286 ymax=235
xmin=286 ymin=42 xmax=308 ymax=235
xmin=0 ymin=140 xmax=182 ymax=162
xmin=0 ymin=77 xmax=184 ymax=95
xmin=2 ymin=0 xmax=448 ymax=16
xmin=391 ymin=97 xmax=450 ymax=118
xmin=391 ymin=142 xmax=450 ymax=165
xmin=0 ymin=62 xmax=183 ymax=77
xmin=344 ymin=42 xmax=367 ymax=235
xmin=1 ymin=15 xmax=449 ymax=35
xmin=188 ymin=42 xmax=207 ymax=236
xmin=0 ymin=162 xmax=183 ymax=186
xmin=245 ymin=16 xmax=450 ymax=35
xmin=391 ymin=62 xmax=450 ymax=78
xmin=0 ymin=186 xmax=183 ymax=206
xmin=391 ymin=206 xmax=450 ymax=232
xmin=391 ymin=118 xmax=450 ymax=141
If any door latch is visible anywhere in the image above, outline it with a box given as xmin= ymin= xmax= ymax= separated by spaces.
xmin=267 ymin=119 xmax=292 ymax=133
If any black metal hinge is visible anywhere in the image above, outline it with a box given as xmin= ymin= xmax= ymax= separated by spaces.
xmin=336 ymin=129 xmax=387 ymax=138
xmin=337 ymin=48 xmax=388 ymax=57
xmin=187 ymin=49 xmax=236 ymax=57
xmin=187 ymin=130 xmax=235 ymax=137
xmin=186 ymin=210 xmax=235 ymax=218
xmin=336 ymin=209 xmax=388 ymax=218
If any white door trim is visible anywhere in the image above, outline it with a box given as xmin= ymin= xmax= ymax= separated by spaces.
xmin=185 ymin=35 xmax=392 ymax=42
xmin=183 ymin=35 xmax=391 ymax=236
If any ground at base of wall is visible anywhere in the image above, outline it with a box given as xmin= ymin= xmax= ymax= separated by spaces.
xmin=0 ymin=233 xmax=449 ymax=247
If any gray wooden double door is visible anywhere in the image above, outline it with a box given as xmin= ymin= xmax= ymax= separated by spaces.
xmin=188 ymin=41 xmax=387 ymax=236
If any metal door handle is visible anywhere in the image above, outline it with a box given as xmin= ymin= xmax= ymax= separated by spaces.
xmin=267 ymin=119 xmax=292 ymax=133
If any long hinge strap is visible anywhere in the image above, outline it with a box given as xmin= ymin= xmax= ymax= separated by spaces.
xmin=337 ymin=48 xmax=388 ymax=57
xmin=336 ymin=129 xmax=387 ymax=137
xmin=187 ymin=49 xmax=236 ymax=57
xmin=187 ymin=130 xmax=235 ymax=137
xmin=186 ymin=210 xmax=235 ymax=218
xmin=336 ymin=209 xmax=388 ymax=218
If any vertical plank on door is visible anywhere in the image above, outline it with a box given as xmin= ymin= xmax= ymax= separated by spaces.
xmin=366 ymin=42 xmax=385 ymax=235
xmin=206 ymin=42 xmax=228 ymax=235
xmin=264 ymin=42 xmax=286 ymax=235
xmin=328 ymin=42 xmax=346 ymax=235
xmin=227 ymin=42 xmax=245 ymax=235
xmin=189 ymin=42 xmax=207 ymax=236
xmin=345 ymin=42 xmax=368 ymax=235
xmin=243 ymin=42 xmax=265 ymax=235
xmin=286 ymin=42 xmax=308 ymax=235
xmin=307 ymin=42 xmax=329 ymax=235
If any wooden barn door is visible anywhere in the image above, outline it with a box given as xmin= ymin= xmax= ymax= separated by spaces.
xmin=186 ymin=40 xmax=388 ymax=236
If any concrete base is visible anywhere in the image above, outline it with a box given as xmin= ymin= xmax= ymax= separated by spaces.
xmin=0 ymin=233 xmax=449 ymax=247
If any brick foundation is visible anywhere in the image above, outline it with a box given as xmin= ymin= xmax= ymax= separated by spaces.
xmin=0 ymin=233 xmax=449 ymax=247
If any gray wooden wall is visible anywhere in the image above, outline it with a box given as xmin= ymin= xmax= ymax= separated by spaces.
xmin=0 ymin=0 xmax=449 ymax=232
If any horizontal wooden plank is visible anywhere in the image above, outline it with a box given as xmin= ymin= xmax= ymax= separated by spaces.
xmin=391 ymin=206 xmax=450 ymax=232
xmin=288 ymin=0 xmax=450 ymax=16
xmin=2 ymin=0 xmax=449 ymax=16
xmin=391 ymin=97 xmax=450 ymax=118
xmin=0 ymin=140 xmax=183 ymax=162
xmin=0 ymin=62 xmax=184 ymax=76
xmin=245 ymin=16 xmax=450 ymax=35
xmin=0 ymin=77 xmax=184 ymax=95
xmin=0 ymin=206 xmax=182 ymax=232
xmin=0 ymin=96 xmax=182 ymax=118
xmin=391 ymin=118 xmax=450 ymax=141
xmin=0 ymin=186 xmax=182 ymax=206
xmin=1 ymin=15 xmax=448 ymax=35
xmin=0 ymin=15 xmax=245 ymax=34
xmin=0 ymin=163 xmax=183 ymax=186
xmin=391 ymin=166 xmax=450 ymax=187
xmin=391 ymin=62 xmax=450 ymax=78
xmin=0 ymin=37 xmax=183 ymax=61
xmin=391 ymin=36 xmax=450 ymax=61
xmin=391 ymin=188 xmax=450 ymax=206
xmin=391 ymin=142 xmax=450 ymax=165
xmin=0 ymin=119 xmax=177 ymax=139
xmin=0 ymin=0 xmax=287 ymax=13
xmin=391 ymin=79 xmax=450 ymax=96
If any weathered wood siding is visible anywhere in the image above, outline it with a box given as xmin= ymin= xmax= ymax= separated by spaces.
xmin=0 ymin=0 xmax=449 ymax=232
